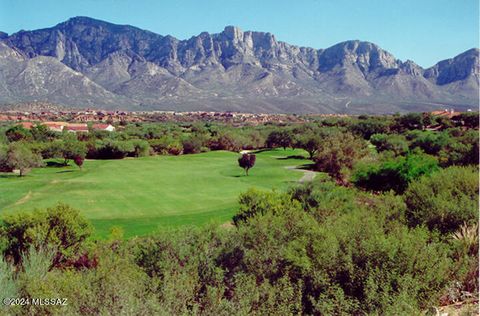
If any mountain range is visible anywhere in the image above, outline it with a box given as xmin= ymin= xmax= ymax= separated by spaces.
xmin=0 ymin=17 xmax=478 ymax=113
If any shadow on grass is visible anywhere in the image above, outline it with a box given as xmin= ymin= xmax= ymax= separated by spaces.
xmin=295 ymin=163 xmax=316 ymax=171
xmin=276 ymin=155 xmax=307 ymax=160
xmin=0 ymin=173 xmax=18 ymax=179
xmin=46 ymin=161 xmax=68 ymax=168
xmin=250 ymin=148 xmax=273 ymax=154
xmin=56 ymin=170 xmax=74 ymax=174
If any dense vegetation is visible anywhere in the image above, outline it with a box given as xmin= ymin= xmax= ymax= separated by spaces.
xmin=0 ymin=112 xmax=478 ymax=314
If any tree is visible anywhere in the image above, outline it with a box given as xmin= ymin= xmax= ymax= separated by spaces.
xmin=238 ymin=153 xmax=256 ymax=176
xmin=396 ymin=113 xmax=425 ymax=131
xmin=370 ymin=133 xmax=408 ymax=156
xmin=31 ymin=124 xmax=53 ymax=142
xmin=91 ymin=140 xmax=135 ymax=159
xmin=61 ymin=138 xmax=87 ymax=166
xmin=5 ymin=125 xmax=32 ymax=142
xmin=452 ymin=112 xmax=479 ymax=128
xmin=349 ymin=118 xmax=391 ymax=139
xmin=296 ymin=133 xmax=322 ymax=159
xmin=266 ymin=130 xmax=293 ymax=150
xmin=313 ymin=132 xmax=368 ymax=183
xmin=6 ymin=142 xmax=43 ymax=176
xmin=0 ymin=144 xmax=10 ymax=172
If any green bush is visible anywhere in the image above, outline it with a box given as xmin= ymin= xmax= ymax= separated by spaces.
xmin=0 ymin=204 xmax=92 ymax=266
xmin=352 ymin=153 xmax=439 ymax=193
xmin=370 ymin=133 xmax=408 ymax=156
xmin=404 ymin=166 xmax=479 ymax=234
xmin=233 ymin=188 xmax=302 ymax=225
xmin=289 ymin=178 xmax=358 ymax=221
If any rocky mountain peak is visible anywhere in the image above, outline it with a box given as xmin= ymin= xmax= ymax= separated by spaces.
xmin=401 ymin=60 xmax=424 ymax=76
xmin=425 ymin=48 xmax=479 ymax=85
xmin=222 ymin=25 xmax=244 ymax=42
xmin=0 ymin=17 xmax=478 ymax=113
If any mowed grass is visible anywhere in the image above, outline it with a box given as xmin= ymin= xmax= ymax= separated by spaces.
xmin=0 ymin=149 xmax=311 ymax=237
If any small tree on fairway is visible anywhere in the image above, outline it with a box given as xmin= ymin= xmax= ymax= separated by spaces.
xmin=238 ymin=153 xmax=256 ymax=176
xmin=73 ymin=155 xmax=85 ymax=169
xmin=62 ymin=138 xmax=87 ymax=166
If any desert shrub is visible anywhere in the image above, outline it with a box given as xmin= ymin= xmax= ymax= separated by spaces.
xmin=404 ymin=166 xmax=479 ymax=234
xmin=0 ymin=257 xmax=18 ymax=305
xmin=395 ymin=112 xmax=425 ymax=131
xmin=410 ymin=131 xmax=451 ymax=155
xmin=88 ymin=139 xmax=135 ymax=159
xmin=233 ymin=189 xmax=302 ymax=225
xmin=133 ymin=226 xmax=229 ymax=314
xmin=370 ymin=133 xmax=408 ymax=156
xmin=15 ymin=242 xmax=159 ymax=316
xmin=0 ymin=204 xmax=92 ymax=266
xmin=309 ymin=211 xmax=452 ymax=314
xmin=352 ymin=153 xmax=439 ymax=193
xmin=439 ymin=129 xmax=479 ymax=166
xmin=209 ymin=131 xmax=242 ymax=151
xmin=129 ymin=139 xmax=151 ymax=157
xmin=182 ymin=135 xmax=204 ymax=154
xmin=349 ymin=117 xmax=391 ymax=139
xmin=289 ymin=178 xmax=358 ymax=221
xmin=233 ymin=191 xmax=451 ymax=314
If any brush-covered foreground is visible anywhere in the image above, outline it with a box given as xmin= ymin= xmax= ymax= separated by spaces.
xmin=0 ymin=149 xmax=312 ymax=237
xmin=0 ymin=167 xmax=477 ymax=315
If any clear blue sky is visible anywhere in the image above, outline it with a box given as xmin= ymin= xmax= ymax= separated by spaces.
xmin=0 ymin=0 xmax=478 ymax=67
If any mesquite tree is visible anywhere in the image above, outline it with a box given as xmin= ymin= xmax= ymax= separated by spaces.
xmin=238 ymin=153 xmax=256 ymax=176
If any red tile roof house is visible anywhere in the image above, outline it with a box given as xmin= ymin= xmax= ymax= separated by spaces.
xmin=92 ymin=123 xmax=115 ymax=132
xmin=65 ymin=124 xmax=89 ymax=133
xmin=43 ymin=122 xmax=66 ymax=132
xmin=19 ymin=122 xmax=35 ymax=129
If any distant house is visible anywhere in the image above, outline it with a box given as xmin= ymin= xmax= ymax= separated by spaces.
xmin=19 ymin=122 xmax=34 ymax=129
xmin=92 ymin=123 xmax=115 ymax=132
xmin=43 ymin=122 xmax=66 ymax=132
xmin=430 ymin=109 xmax=461 ymax=118
xmin=14 ymin=121 xmax=115 ymax=133
xmin=65 ymin=123 xmax=89 ymax=133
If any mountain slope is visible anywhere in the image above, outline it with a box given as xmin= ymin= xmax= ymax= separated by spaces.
xmin=0 ymin=42 xmax=132 ymax=108
xmin=1 ymin=17 xmax=478 ymax=113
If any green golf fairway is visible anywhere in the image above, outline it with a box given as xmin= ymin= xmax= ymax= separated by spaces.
xmin=0 ymin=149 xmax=312 ymax=237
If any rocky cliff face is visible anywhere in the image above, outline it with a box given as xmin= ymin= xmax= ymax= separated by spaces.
xmin=1 ymin=17 xmax=478 ymax=113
